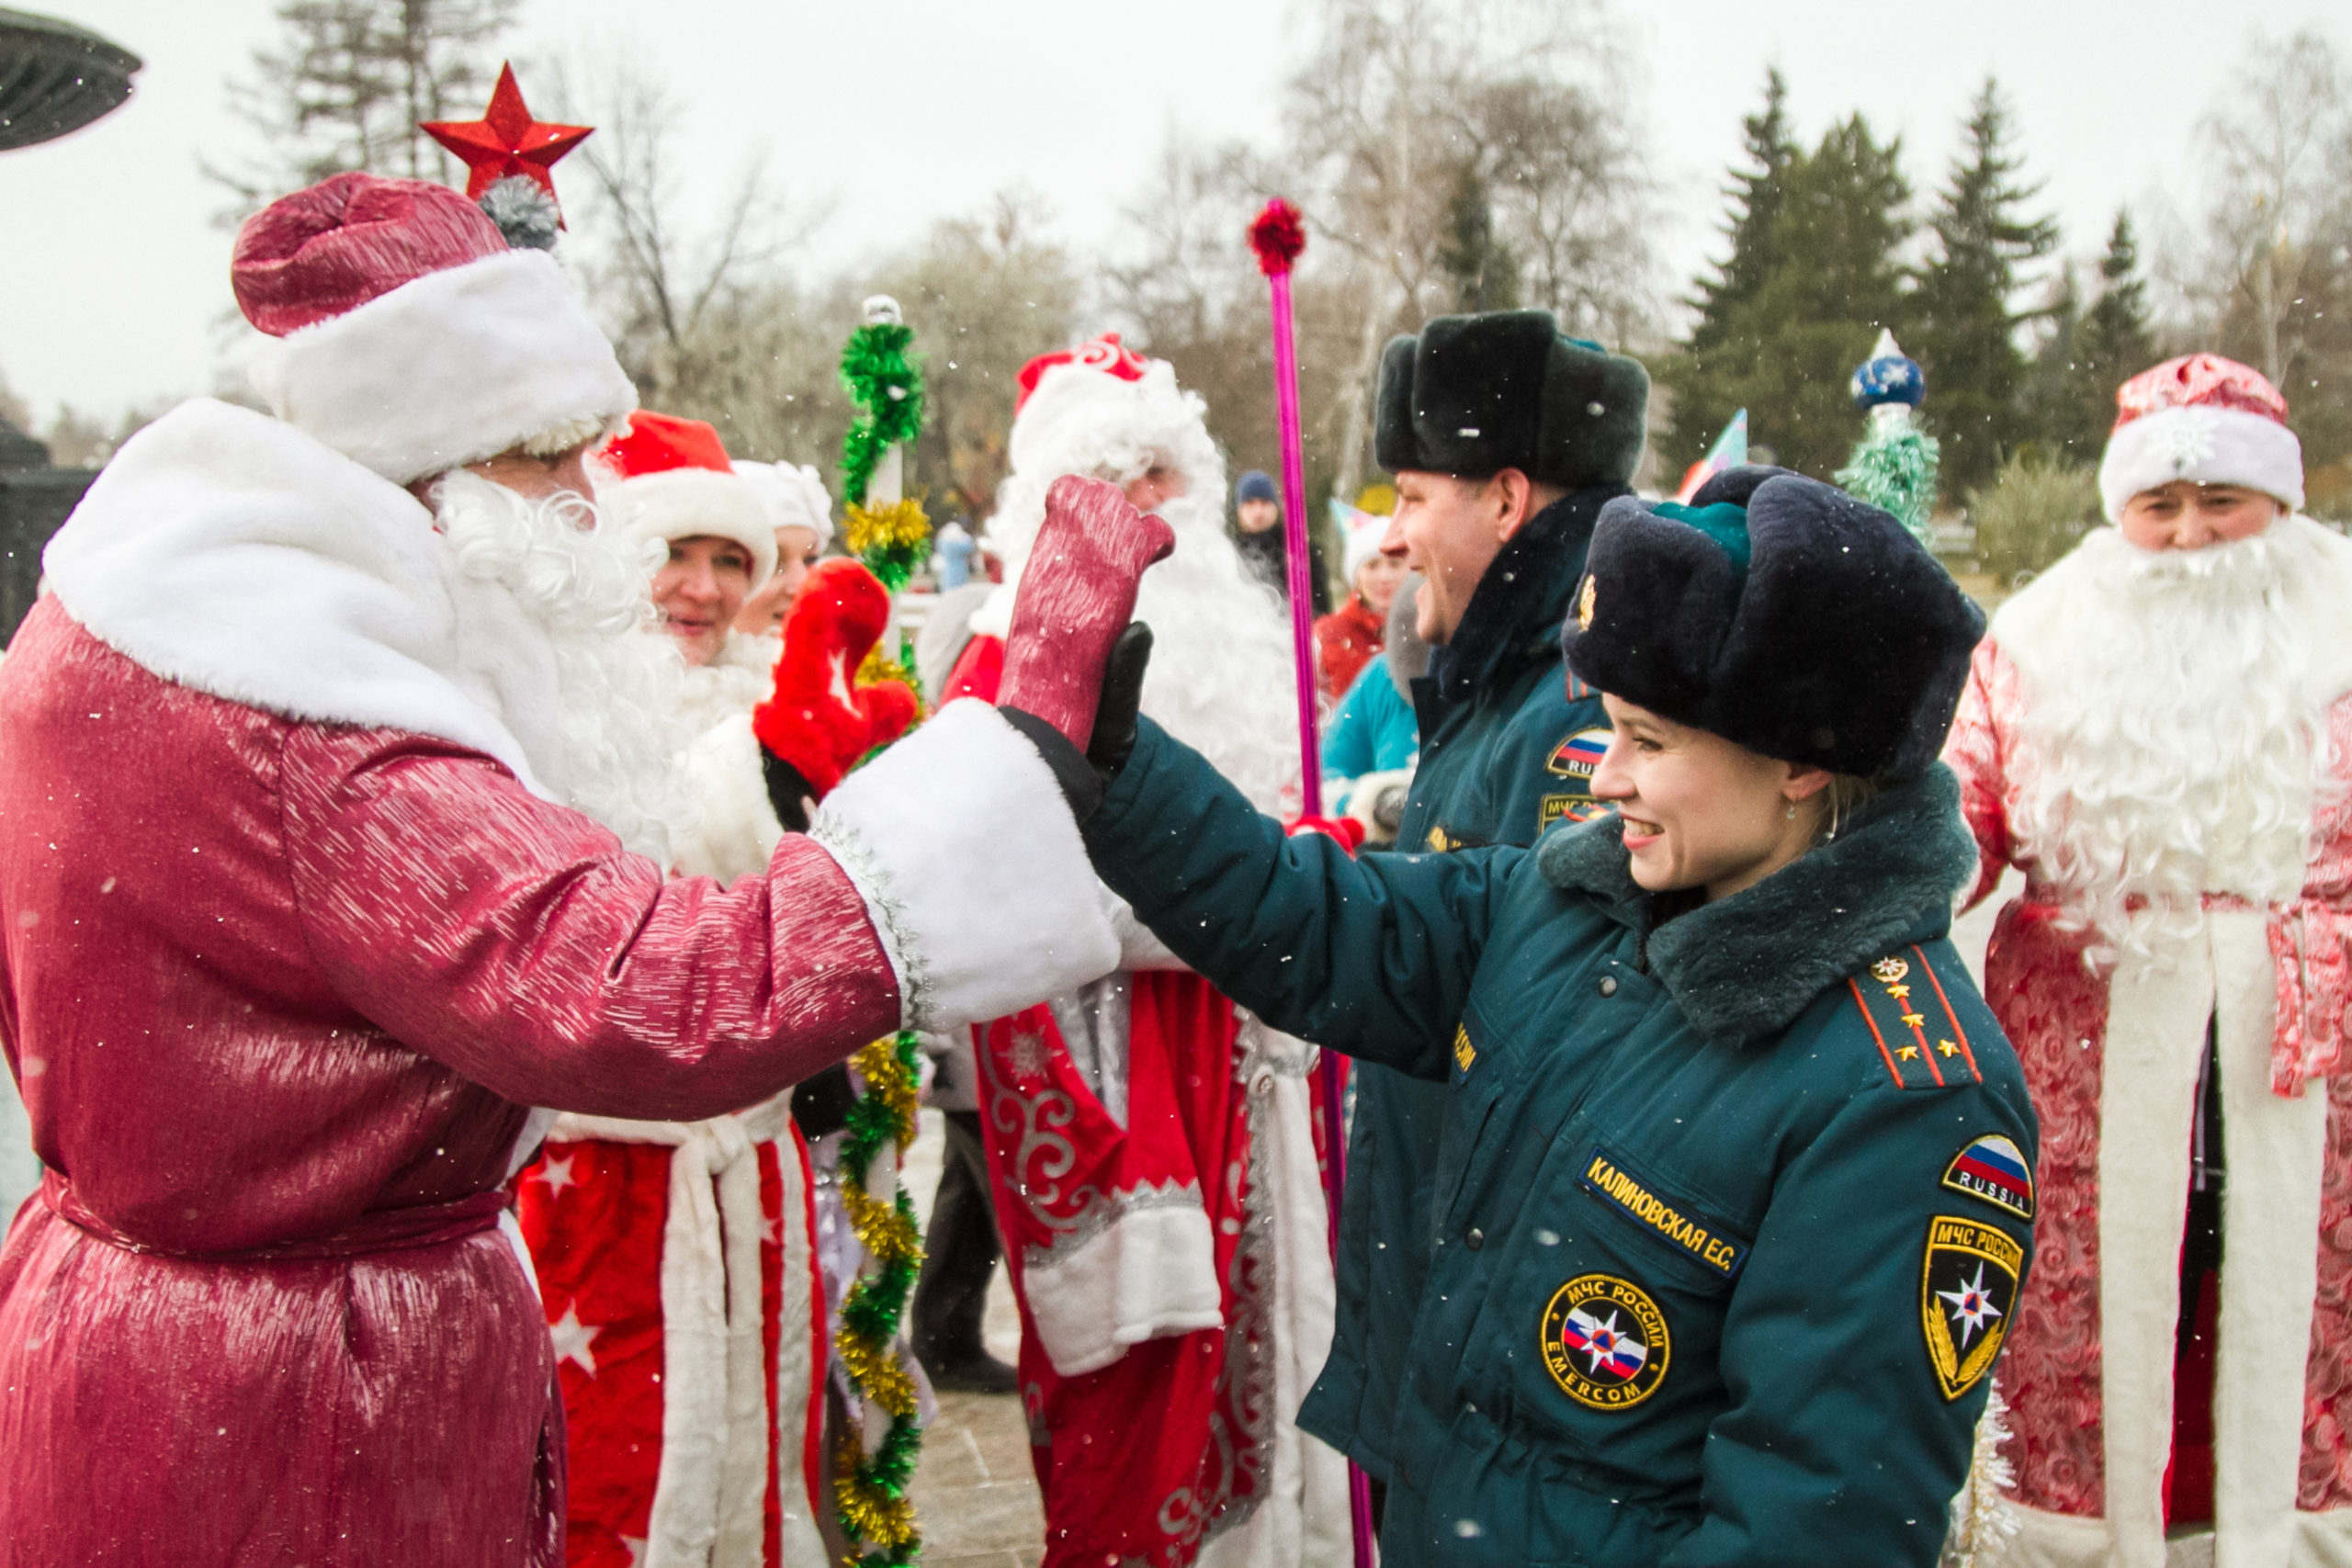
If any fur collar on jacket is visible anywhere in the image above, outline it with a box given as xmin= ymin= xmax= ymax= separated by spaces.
xmin=1533 ymin=765 xmax=1976 ymax=1042
xmin=1430 ymin=485 xmax=1622 ymax=705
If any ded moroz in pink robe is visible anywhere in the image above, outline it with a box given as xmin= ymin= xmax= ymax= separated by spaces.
xmin=1942 ymin=513 xmax=2352 ymax=1567
xmin=0 ymin=399 xmax=1119 ymax=1567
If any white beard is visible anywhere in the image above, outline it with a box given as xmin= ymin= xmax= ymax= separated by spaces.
xmin=1127 ymin=490 xmax=1301 ymax=814
xmin=1996 ymin=518 xmax=2352 ymax=958
xmin=674 ymin=630 xmax=779 ymax=739
xmin=434 ymin=471 xmax=696 ymax=865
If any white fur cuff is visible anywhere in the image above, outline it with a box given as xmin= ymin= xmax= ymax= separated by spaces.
xmin=810 ymin=699 xmax=1120 ymax=1032
xmin=2098 ymin=405 xmax=2305 ymax=521
xmin=249 ymin=250 xmax=636 ymax=484
xmin=1022 ymin=1192 xmax=1224 ymax=1377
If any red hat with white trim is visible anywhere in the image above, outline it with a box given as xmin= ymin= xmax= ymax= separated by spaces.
xmin=597 ymin=411 xmax=776 ymax=587
xmin=2097 ymin=353 xmax=2303 ymax=522
xmin=234 ymin=171 xmax=636 ymax=485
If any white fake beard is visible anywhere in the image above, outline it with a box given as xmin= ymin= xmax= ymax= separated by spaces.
xmin=2004 ymin=525 xmax=2337 ymax=959
xmin=674 ymin=631 xmax=779 ymax=739
xmin=435 ymin=470 xmax=696 ymax=866
xmin=1129 ymin=490 xmax=1302 ymax=815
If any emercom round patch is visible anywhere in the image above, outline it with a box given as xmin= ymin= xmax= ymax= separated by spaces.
xmin=1540 ymin=1273 xmax=1670 ymax=1411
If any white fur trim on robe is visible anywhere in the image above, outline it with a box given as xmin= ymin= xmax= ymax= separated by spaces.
xmin=2084 ymin=908 xmax=2327 ymax=1568
xmin=1198 ymin=1016 xmax=1351 ymax=1568
xmin=812 ymin=699 xmax=1120 ymax=1032
xmin=2004 ymin=1505 xmax=2352 ymax=1567
xmin=42 ymin=399 xmax=570 ymax=802
xmin=1024 ymin=1187 xmax=1224 ymax=1378
xmin=547 ymin=1108 xmax=778 ymax=1568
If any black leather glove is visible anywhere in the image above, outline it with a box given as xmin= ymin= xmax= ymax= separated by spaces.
xmin=761 ymin=750 xmax=818 ymax=834
xmin=1001 ymin=621 xmax=1154 ymax=821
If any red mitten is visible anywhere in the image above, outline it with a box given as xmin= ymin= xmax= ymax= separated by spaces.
xmin=752 ymin=558 xmax=919 ymax=799
xmin=998 ymin=475 xmax=1176 ymax=750
xmin=1286 ymin=815 xmax=1367 ymax=854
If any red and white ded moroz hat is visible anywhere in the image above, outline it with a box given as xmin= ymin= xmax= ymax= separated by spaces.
xmin=233 ymin=171 xmax=636 ymax=485
xmin=597 ymin=411 xmax=777 ymax=587
xmin=2097 ymin=352 xmax=2305 ymax=522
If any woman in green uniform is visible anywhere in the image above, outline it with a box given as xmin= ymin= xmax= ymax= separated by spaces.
xmin=1008 ymin=467 xmax=2034 ymax=1566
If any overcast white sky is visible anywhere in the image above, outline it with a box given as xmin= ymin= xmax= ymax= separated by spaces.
xmin=2 ymin=0 xmax=2344 ymax=427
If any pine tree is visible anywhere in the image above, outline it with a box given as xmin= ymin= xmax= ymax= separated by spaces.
xmin=1666 ymin=69 xmax=1800 ymax=465
xmin=1910 ymin=78 xmax=2058 ymax=500
xmin=1435 ymin=163 xmax=1520 ymax=313
xmin=1667 ymin=113 xmax=1914 ymax=480
xmin=2018 ymin=209 xmax=2155 ymax=465
xmin=209 ymin=0 xmax=519 ymax=212
xmin=2077 ymin=211 xmax=2155 ymax=412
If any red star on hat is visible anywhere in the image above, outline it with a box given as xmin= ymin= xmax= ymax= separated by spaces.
xmin=421 ymin=62 xmax=592 ymax=208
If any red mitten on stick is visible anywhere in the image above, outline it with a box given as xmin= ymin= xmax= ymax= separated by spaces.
xmin=752 ymin=558 xmax=919 ymax=800
xmin=999 ymin=475 xmax=1176 ymax=750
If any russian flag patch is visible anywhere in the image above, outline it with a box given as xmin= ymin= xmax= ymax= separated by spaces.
xmin=1941 ymin=1133 xmax=2034 ymax=1221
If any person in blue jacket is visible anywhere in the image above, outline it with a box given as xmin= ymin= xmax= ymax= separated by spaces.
xmin=999 ymin=468 xmax=2035 ymax=1566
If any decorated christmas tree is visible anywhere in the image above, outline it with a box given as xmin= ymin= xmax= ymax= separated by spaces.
xmin=1837 ymin=330 xmax=1940 ymax=547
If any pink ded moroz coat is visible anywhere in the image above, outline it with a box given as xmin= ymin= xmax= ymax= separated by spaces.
xmin=0 ymin=399 xmax=1117 ymax=1567
xmin=1943 ymin=513 xmax=2352 ymax=1566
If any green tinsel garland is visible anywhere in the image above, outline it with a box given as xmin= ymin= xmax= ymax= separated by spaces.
xmin=832 ymin=1030 xmax=926 ymax=1565
xmin=839 ymin=322 xmax=926 ymax=507
xmin=1837 ymin=423 xmax=1941 ymax=547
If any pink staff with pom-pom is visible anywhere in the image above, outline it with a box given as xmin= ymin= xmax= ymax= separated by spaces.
xmin=1248 ymin=199 xmax=1325 ymax=820
xmin=1250 ymin=197 xmax=1376 ymax=1568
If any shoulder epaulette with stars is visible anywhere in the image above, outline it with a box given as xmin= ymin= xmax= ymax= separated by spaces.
xmin=1848 ymin=946 xmax=1983 ymax=1090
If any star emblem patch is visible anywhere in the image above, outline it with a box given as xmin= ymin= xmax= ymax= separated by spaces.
xmin=1541 ymin=1273 xmax=1670 ymax=1411
xmin=1577 ymin=573 xmax=1598 ymax=631
xmin=1920 ymin=1215 xmax=2023 ymax=1401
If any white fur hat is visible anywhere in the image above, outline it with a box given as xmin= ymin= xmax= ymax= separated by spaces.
xmin=234 ymin=173 xmax=635 ymax=485
xmin=597 ymin=411 xmax=775 ymax=587
xmin=2098 ymin=353 xmax=2304 ymax=522
xmin=734 ymin=460 xmax=834 ymax=554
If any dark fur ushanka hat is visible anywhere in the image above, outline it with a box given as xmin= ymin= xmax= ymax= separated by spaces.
xmin=1374 ymin=310 xmax=1649 ymax=489
xmin=1561 ymin=466 xmax=1985 ymax=781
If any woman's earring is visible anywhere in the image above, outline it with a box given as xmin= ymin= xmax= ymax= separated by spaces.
xmin=1785 ymin=802 xmax=1798 ymax=821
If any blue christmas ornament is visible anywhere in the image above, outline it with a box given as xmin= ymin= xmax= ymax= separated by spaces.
xmin=1851 ymin=328 xmax=1925 ymax=410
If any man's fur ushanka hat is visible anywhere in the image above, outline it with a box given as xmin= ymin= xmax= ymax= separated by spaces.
xmin=1373 ymin=310 xmax=1648 ymax=490
xmin=1562 ymin=467 xmax=1984 ymax=782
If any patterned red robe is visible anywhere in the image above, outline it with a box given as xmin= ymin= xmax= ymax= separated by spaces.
xmin=0 ymin=400 xmax=1120 ymax=1567
xmin=950 ymin=634 xmax=1344 ymax=1568
xmin=1947 ymin=634 xmax=2352 ymax=1565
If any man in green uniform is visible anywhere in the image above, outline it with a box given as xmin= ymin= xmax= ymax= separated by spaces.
xmin=1314 ymin=310 xmax=1650 ymax=1490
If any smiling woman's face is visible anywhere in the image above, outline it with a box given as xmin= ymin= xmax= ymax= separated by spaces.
xmin=1587 ymin=694 xmax=1829 ymax=902
xmin=650 ymin=535 xmax=754 ymax=667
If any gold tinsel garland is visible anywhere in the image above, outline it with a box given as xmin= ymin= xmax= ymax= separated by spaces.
xmin=831 ymin=1032 xmax=927 ymax=1564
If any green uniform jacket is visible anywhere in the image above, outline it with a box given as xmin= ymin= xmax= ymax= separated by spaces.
xmin=1310 ymin=487 xmax=1621 ymax=1478
xmin=1086 ymin=721 xmax=2039 ymax=1567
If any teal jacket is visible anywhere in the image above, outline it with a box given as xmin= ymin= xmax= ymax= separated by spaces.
xmin=1085 ymin=723 xmax=2037 ymax=1567
xmin=1319 ymin=656 xmax=1419 ymax=781
xmin=1309 ymin=489 xmax=1619 ymax=1480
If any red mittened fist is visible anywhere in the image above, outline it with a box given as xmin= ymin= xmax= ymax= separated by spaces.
xmin=752 ymin=558 xmax=919 ymax=799
xmin=1286 ymin=815 xmax=1367 ymax=853
xmin=998 ymin=475 xmax=1176 ymax=750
